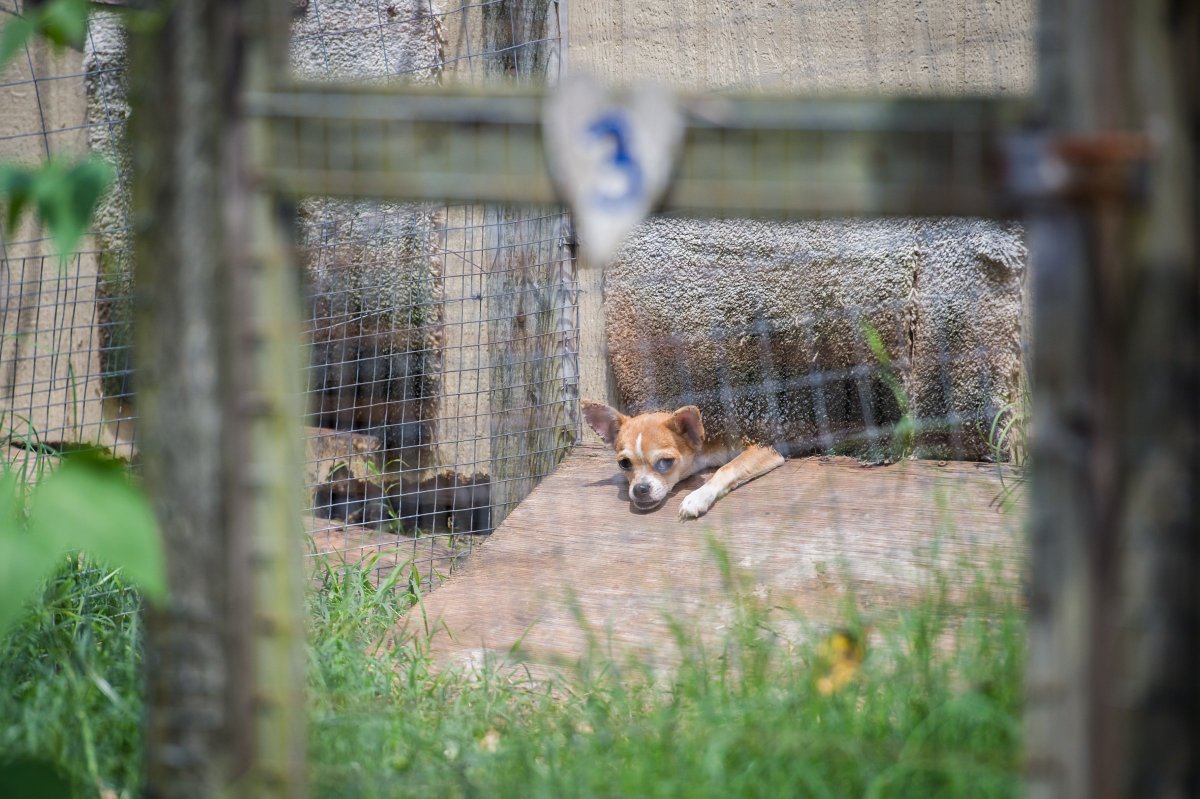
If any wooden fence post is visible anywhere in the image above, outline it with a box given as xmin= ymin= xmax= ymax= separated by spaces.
xmin=130 ymin=0 xmax=306 ymax=795
xmin=1025 ymin=1 xmax=1197 ymax=797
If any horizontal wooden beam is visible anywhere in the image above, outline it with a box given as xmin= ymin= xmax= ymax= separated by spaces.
xmin=247 ymin=84 xmax=1034 ymax=218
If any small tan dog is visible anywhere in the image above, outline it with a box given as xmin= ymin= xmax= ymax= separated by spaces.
xmin=582 ymin=400 xmax=785 ymax=521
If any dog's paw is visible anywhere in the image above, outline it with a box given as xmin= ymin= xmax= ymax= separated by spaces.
xmin=678 ymin=485 xmax=717 ymax=521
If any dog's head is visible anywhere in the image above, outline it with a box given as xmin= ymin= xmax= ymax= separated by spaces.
xmin=582 ymin=400 xmax=705 ymax=511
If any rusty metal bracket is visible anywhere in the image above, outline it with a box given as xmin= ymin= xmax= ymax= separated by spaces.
xmin=1003 ymin=131 xmax=1153 ymax=205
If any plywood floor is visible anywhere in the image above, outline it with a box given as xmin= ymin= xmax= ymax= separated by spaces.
xmin=399 ymin=444 xmax=1026 ymax=674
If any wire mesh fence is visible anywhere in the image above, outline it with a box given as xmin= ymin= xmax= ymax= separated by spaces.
xmin=245 ymin=0 xmax=1034 ymax=682
xmin=0 ymin=4 xmax=128 ymax=456
xmin=557 ymin=0 xmax=1032 ymax=483
xmin=1 ymin=0 xmax=577 ymax=594
xmin=3 ymin=0 xmax=1028 ymax=596
xmin=291 ymin=0 xmax=576 ymax=587
xmin=0 ymin=3 xmax=138 ymax=614
xmin=598 ymin=215 xmax=1026 ymax=461
xmin=5 ymin=2 xmax=1194 ymax=795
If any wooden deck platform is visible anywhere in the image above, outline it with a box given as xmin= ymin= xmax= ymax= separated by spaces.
xmin=399 ymin=444 xmax=1026 ymax=673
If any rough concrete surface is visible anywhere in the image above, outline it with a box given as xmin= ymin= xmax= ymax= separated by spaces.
xmin=75 ymin=2 xmax=452 ymax=470
xmin=570 ymin=1 xmax=1035 ymax=461
xmin=304 ymin=426 xmax=385 ymax=493
xmin=290 ymin=0 xmax=444 ymax=85
xmin=300 ymin=198 xmax=443 ymax=468
xmin=84 ymin=12 xmax=134 ymax=400
xmin=605 ymin=217 xmax=1025 ymax=459
xmin=7 ymin=0 xmax=1037 ymax=474
xmin=569 ymin=0 xmax=1034 ymax=95
xmin=291 ymin=0 xmax=447 ymax=471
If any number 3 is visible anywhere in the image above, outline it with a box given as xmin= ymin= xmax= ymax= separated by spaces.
xmin=586 ymin=112 xmax=643 ymax=209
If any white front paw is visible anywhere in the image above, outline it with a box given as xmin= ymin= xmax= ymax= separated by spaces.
xmin=678 ymin=485 xmax=717 ymax=521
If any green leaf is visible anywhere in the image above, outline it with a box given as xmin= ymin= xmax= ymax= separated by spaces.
xmin=0 ymin=533 xmax=57 ymax=632
xmin=1 ymin=157 xmax=115 ymax=259
xmin=0 ymin=14 xmax=36 ymax=72
xmin=37 ymin=0 xmax=91 ymax=52
xmin=28 ymin=452 xmax=167 ymax=604
xmin=63 ymin=156 xmax=116 ymax=250
xmin=0 ymin=757 xmax=73 ymax=799
xmin=860 ymin=319 xmax=891 ymax=367
xmin=0 ymin=471 xmax=63 ymax=636
xmin=32 ymin=160 xmax=72 ymax=255
xmin=0 ymin=0 xmax=91 ymax=74
xmin=0 ymin=164 xmax=35 ymax=234
xmin=34 ymin=156 xmax=115 ymax=258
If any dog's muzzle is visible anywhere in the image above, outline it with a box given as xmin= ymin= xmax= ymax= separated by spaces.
xmin=630 ymin=481 xmax=664 ymax=510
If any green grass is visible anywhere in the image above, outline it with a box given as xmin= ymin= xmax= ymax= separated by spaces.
xmin=0 ymin=550 xmax=1025 ymax=798
xmin=308 ymin=554 xmax=1025 ymax=799
xmin=0 ymin=558 xmax=144 ymax=798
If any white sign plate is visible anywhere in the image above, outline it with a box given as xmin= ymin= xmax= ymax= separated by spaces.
xmin=543 ymin=73 xmax=684 ymax=265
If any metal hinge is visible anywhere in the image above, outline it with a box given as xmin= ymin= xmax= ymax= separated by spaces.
xmin=1004 ymin=131 xmax=1153 ymax=204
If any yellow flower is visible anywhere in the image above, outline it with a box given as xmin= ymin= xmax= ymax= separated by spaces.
xmin=816 ymin=629 xmax=865 ymax=695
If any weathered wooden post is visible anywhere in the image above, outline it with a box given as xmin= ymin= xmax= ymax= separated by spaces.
xmin=482 ymin=0 xmax=577 ymax=526
xmin=1025 ymin=1 xmax=1197 ymax=796
xmin=1114 ymin=4 xmax=1198 ymax=791
xmin=129 ymin=0 xmax=306 ymax=795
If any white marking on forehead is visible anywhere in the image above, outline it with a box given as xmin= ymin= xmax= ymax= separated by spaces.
xmin=634 ymin=432 xmax=644 ymax=460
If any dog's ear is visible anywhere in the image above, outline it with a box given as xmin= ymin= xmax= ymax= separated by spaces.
xmin=670 ymin=405 xmax=705 ymax=449
xmin=582 ymin=400 xmax=626 ymax=447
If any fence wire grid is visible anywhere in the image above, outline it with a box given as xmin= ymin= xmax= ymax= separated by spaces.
xmin=290 ymin=0 xmax=577 ymax=588
xmin=2 ymin=0 xmax=1029 ymax=596
xmin=9 ymin=4 xmax=1195 ymax=796
xmin=1 ymin=0 xmax=578 ymax=593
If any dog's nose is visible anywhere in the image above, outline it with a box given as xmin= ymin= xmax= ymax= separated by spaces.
xmin=632 ymin=482 xmax=651 ymax=499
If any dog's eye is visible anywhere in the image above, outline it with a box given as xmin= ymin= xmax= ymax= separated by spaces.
xmin=617 ymin=457 xmax=633 ymax=470
xmin=654 ymin=458 xmax=675 ymax=473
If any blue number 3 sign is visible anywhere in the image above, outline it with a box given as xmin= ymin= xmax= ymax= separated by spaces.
xmin=586 ymin=112 xmax=644 ymax=209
